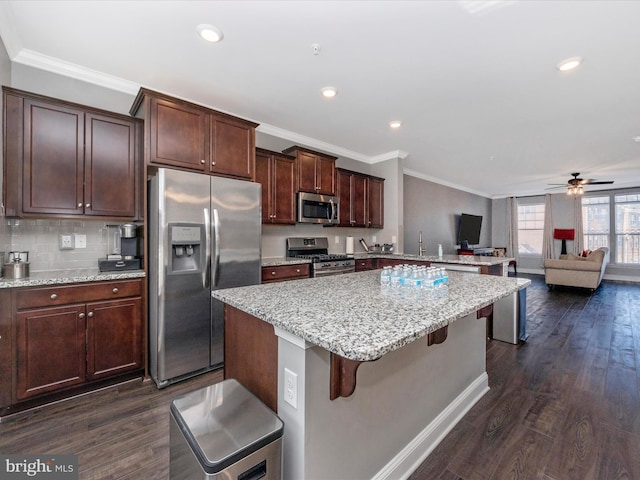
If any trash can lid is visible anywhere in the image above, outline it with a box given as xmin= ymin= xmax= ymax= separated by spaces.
xmin=170 ymin=378 xmax=284 ymax=474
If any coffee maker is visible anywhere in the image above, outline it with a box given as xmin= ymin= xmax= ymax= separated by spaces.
xmin=98 ymin=224 xmax=142 ymax=272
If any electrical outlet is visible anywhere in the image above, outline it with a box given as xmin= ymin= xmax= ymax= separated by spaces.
xmin=74 ymin=233 xmax=87 ymax=249
xmin=284 ymin=368 xmax=298 ymax=409
xmin=392 ymin=235 xmax=397 ymax=243
xmin=334 ymin=235 xmax=340 ymax=244
xmin=371 ymin=235 xmax=377 ymax=243
xmin=59 ymin=234 xmax=74 ymax=250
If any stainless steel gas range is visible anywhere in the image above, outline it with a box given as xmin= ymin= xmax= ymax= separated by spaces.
xmin=286 ymin=237 xmax=355 ymax=277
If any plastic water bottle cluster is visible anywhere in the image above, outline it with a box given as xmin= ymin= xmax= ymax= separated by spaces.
xmin=379 ymin=264 xmax=449 ymax=299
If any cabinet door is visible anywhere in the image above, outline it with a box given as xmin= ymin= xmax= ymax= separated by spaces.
xmin=255 ymin=150 xmax=273 ymax=223
xmin=86 ymin=297 xmax=143 ymax=380
xmin=367 ymin=177 xmax=384 ymax=228
xmin=22 ymin=99 xmax=84 ymax=215
xmin=148 ymin=97 xmax=207 ymax=171
xmin=297 ymin=151 xmax=318 ymax=193
xmin=85 ymin=113 xmax=137 ymax=217
xmin=316 ymin=155 xmax=336 ymax=195
xmin=352 ymin=173 xmax=367 ymax=227
xmin=272 ymin=155 xmax=296 ymax=224
xmin=0 ymin=291 xmax=11 ymax=407
xmin=16 ymin=305 xmax=86 ymax=400
xmin=210 ymin=115 xmax=255 ymax=179
xmin=336 ymin=169 xmax=352 ymax=226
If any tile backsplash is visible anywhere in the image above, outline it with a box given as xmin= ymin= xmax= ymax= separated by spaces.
xmin=2 ymin=218 xmax=128 ymax=272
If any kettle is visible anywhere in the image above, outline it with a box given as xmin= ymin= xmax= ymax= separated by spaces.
xmin=4 ymin=251 xmax=30 ymax=279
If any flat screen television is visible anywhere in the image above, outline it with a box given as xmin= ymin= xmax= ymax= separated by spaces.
xmin=457 ymin=213 xmax=482 ymax=246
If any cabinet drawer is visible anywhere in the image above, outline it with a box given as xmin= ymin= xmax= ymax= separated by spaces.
xmin=261 ymin=264 xmax=310 ymax=283
xmin=16 ymin=279 xmax=142 ymax=310
xmin=355 ymin=259 xmax=377 ymax=271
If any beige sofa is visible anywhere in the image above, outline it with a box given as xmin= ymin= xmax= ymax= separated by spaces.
xmin=544 ymin=247 xmax=609 ymax=291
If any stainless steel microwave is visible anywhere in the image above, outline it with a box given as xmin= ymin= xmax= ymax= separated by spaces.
xmin=297 ymin=192 xmax=339 ymax=225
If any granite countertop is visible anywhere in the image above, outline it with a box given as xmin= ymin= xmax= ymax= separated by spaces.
xmin=354 ymin=253 xmax=514 ymax=266
xmin=213 ymin=270 xmax=530 ymax=362
xmin=0 ymin=269 xmax=146 ymax=289
xmin=262 ymin=253 xmax=512 ymax=268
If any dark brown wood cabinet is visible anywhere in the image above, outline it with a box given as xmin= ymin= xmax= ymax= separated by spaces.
xmin=367 ymin=176 xmax=385 ymax=228
xmin=355 ymin=258 xmax=377 ymax=271
xmin=10 ymin=279 xmax=144 ymax=404
xmin=2 ymin=87 xmax=142 ymax=220
xmin=0 ymin=290 xmax=13 ymax=408
xmin=283 ymin=146 xmax=337 ymax=195
xmin=131 ymin=88 xmax=258 ymax=180
xmin=337 ymin=168 xmax=367 ymax=227
xmin=261 ymin=264 xmax=310 ymax=283
xmin=255 ymin=148 xmax=296 ymax=224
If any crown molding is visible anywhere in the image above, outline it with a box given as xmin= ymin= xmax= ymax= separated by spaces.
xmin=403 ymin=168 xmax=492 ymax=199
xmin=12 ymin=48 xmax=140 ymax=95
xmin=370 ymin=150 xmax=409 ymax=163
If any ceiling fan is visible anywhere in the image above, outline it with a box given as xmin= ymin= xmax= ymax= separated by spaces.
xmin=546 ymin=172 xmax=614 ymax=195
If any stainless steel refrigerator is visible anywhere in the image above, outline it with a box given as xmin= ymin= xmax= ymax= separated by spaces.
xmin=148 ymin=168 xmax=261 ymax=388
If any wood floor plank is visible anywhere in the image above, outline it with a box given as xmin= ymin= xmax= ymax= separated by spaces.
xmin=595 ymin=420 xmax=640 ymax=479
xmin=489 ymin=428 xmax=555 ymax=480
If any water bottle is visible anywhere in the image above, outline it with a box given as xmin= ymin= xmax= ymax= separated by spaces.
xmin=380 ymin=266 xmax=391 ymax=286
xmin=390 ymin=266 xmax=402 ymax=288
xmin=441 ymin=267 xmax=449 ymax=289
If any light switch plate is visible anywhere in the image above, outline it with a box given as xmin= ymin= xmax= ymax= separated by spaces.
xmin=59 ymin=234 xmax=74 ymax=250
xmin=74 ymin=233 xmax=87 ymax=249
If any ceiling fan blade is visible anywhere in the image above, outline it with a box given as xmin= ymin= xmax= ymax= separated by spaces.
xmin=544 ymin=186 xmax=565 ymax=190
xmin=546 ymin=183 xmax=567 ymax=186
xmin=583 ymin=180 xmax=614 ymax=185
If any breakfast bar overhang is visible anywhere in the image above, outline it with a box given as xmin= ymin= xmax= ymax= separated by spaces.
xmin=213 ymin=270 xmax=529 ymax=480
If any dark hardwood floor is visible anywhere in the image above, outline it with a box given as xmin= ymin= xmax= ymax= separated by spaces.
xmin=1 ymin=275 xmax=638 ymax=480
xmin=410 ymin=275 xmax=640 ymax=480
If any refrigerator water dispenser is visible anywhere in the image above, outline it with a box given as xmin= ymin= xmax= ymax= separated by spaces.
xmin=169 ymin=223 xmax=204 ymax=274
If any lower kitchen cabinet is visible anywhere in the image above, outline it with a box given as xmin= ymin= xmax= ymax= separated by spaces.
xmin=355 ymin=258 xmax=377 ymax=271
xmin=261 ymin=264 xmax=310 ymax=283
xmin=8 ymin=279 xmax=144 ymax=407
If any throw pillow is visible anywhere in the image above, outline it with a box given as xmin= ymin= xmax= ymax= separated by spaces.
xmin=581 ymin=249 xmax=592 ymax=257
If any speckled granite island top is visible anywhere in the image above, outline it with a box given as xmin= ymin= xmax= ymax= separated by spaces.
xmin=213 ymin=270 xmax=530 ymax=362
xmin=0 ymin=269 xmax=145 ymax=289
xmin=354 ymin=253 xmax=514 ymax=266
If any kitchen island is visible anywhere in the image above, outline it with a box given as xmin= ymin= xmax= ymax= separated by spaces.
xmin=213 ymin=270 xmax=529 ymax=480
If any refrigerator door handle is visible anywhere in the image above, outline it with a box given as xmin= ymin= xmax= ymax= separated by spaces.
xmin=203 ymin=208 xmax=211 ymax=288
xmin=212 ymin=208 xmax=221 ymax=287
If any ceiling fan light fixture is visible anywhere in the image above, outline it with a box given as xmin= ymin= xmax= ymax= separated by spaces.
xmin=321 ymin=86 xmax=338 ymax=98
xmin=197 ymin=24 xmax=224 ymax=43
xmin=556 ymin=56 xmax=583 ymax=72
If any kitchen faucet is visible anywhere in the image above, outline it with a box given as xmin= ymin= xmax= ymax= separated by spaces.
xmin=418 ymin=230 xmax=425 ymax=256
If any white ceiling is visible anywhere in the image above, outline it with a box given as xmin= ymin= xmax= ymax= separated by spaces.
xmin=1 ymin=0 xmax=640 ymax=198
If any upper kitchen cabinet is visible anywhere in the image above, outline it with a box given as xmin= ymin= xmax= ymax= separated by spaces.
xmin=336 ymin=168 xmax=367 ymax=227
xmin=2 ymin=87 xmax=142 ymax=220
xmin=282 ymin=146 xmax=337 ymax=195
xmin=367 ymin=176 xmax=385 ymax=228
xmin=255 ymin=148 xmax=296 ymax=225
xmin=130 ymin=88 xmax=258 ymax=180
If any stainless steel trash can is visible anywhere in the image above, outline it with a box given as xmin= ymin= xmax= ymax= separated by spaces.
xmin=492 ymin=288 xmax=528 ymax=344
xmin=170 ymin=378 xmax=284 ymax=480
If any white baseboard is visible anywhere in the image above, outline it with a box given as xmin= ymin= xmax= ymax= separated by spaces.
xmin=371 ymin=372 xmax=490 ymax=480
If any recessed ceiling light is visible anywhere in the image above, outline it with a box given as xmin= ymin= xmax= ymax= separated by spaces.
xmin=321 ymin=86 xmax=338 ymax=98
xmin=633 ymin=136 xmax=640 ymax=143
xmin=197 ymin=24 xmax=224 ymax=43
xmin=556 ymin=56 xmax=583 ymax=72
xmin=389 ymin=121 xmax=402 ymax=129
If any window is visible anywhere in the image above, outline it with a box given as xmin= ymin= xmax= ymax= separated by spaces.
xmin=517 ymin=203 xmax=544 ymax=255
xmin=615 ymin=194 xmax=640 ymax=264
xmin=582 ymin=196 xmax=609 ymax=250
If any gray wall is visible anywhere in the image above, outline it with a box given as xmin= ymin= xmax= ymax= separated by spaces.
xmin=403 ymin=174 xmax=492 ymax=256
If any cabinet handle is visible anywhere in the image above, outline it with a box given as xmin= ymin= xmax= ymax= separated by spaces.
xmin=200 ymin=159 xmax=205 ymax=164
xmin=212 ymin=161 xmax=216 ymax=166
xmin=112 ymin=288 xmax=119 ymax=294
xmin=78 ymin=203 xmax=83 ymax=208
xmin=87 ymin=312 xmax=94 ymax=318
xmin=79 ymin=313 xmax=85 ymax=319
xmin=50 ymin=294 xmax=58 ymax=300
xmin=296 ymin=269 xmax=301 ymax=273
xmin=86 ymin=203 xmax=91 ymax=208
xmin=271 ymin=271 xmax=276 ymax=276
